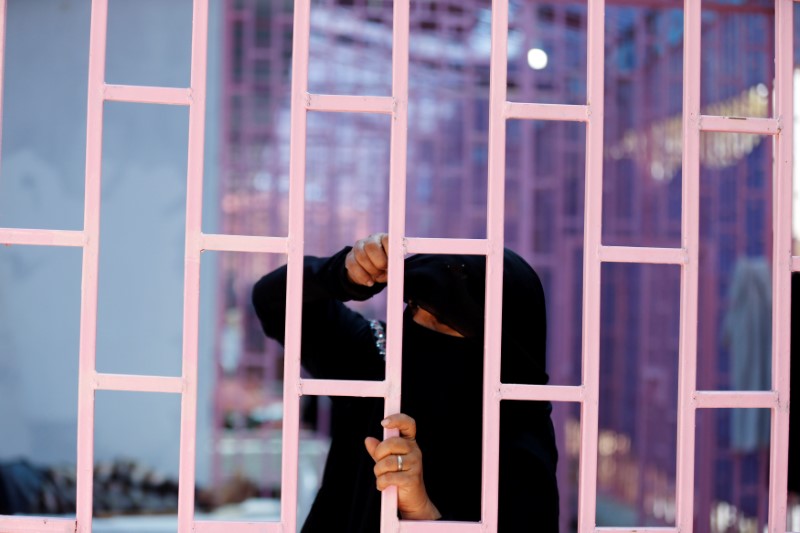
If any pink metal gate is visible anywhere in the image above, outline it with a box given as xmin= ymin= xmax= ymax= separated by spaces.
xmin=0 ymin=1 xmax=795 ymax=532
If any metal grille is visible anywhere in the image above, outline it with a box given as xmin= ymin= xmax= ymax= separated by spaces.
xmin=0 ymin=1 xmax=795 ymax=532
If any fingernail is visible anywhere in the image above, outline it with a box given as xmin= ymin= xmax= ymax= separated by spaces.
xmin=366 ymin=280 xmax=374 ymax=287
xmin=381 ymin=418 xmax=390 ymax=427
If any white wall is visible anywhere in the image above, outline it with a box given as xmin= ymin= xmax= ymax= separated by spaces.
xmin=0 ymin=0 xmax=220 ymax=486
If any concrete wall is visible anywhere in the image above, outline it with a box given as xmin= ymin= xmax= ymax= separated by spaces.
xmin=0 ymin=0 xmax=220 ymax=485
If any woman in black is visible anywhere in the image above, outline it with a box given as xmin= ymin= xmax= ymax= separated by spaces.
xmin=252 ymin=234 xmax=559 ymax=532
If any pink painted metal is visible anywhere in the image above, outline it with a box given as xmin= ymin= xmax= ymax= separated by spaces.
xmin=95 ymin=373 xmax=184 ymax=394
xmin=75 ymin=0 xmax=110 ymax=530
xmin=0 ymin=0 xmax=5 ymax=175
xmin=699 ymin=115 xmax=781 ymax=135
xmin=404 ymin=237 xmax=489 ymax=255
xmin=693 ymin=391 xmax=779 ymax=409
xmin=103 ymin=84 xmax=192 ymax=106
xmin=674 ymin=2 xmax=702 ymax=533
xmin=176 ymin=1 xmax=210 ymax=531
xmin=480 ymin=0 xmax=510 ymax=530
xmin=200 ymin=234 xmax=289 ymax=254
xmin=300 ymin=378 xmax=388 ymax=398
xmin=598 ymin=246 xmax=688 ymax=265
xmin=380 ymin=0 xmax=411 ymax=529
xmin=499 ymin=384 xmax=584 ymax=403
xmin=0 ymin=228 xmax=85 ymax=247
xmin=505 ymin=102 xmax=590 ymax=122
xmin=193 ymin=521 xmax=283 ymax=533
xmin=577 ymin=0 xmax=606 ymax=531
xmin=399 ymin=521 xmax=484 ymax=533
xmin=0 ymin=516 xmax=77 ymax=533
xmin=768 ymin=3 xmax=793 ymax=533
xmin=281 ymin=0 xmax=312 ymax=530
xmin=306 ymin=93 xmax=394 ymax=114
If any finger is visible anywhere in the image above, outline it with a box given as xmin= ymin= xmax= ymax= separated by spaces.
xmin=381 ymin=413 xmax=417 ymax=440
xmin=353 ymin=242 xmax=384 ymax=280
xmin=364 ymin=437 xmax=380 ymax=461
xmin=372 ymin=436 xmax=414 ymax=462
xmin=346 ymin=251 xmax=376 ymax=286
xmin=364 ymin=234 xmax=388 ymax=271
xmin=374 ymin=453 xmax=417 ymax=478
xmin=376 ymin=471 xmax=413 ymax=491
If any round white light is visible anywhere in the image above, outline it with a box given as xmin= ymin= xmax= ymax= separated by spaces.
xmin=527 ymin=48 xmax=548 ymax=70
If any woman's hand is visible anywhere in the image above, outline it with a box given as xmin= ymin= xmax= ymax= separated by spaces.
xmin=364 ymin=413 xmax=441 ymax=521
xmin=346 ymin=233 xmax=389 ymax=287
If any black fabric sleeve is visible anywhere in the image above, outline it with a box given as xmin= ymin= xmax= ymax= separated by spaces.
xmin=251 ymin=246 xmax=387 ymax=381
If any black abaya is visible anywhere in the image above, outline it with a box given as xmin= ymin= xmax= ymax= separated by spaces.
xmin=252 ymin=246 xmax=559 ymax=532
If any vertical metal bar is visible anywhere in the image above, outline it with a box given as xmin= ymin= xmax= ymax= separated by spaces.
xmin=769 ymin=2 xmax=793 ymax=532
xmin=380 ymin=0 xmax=410 ymax=528
xmin=481 ymin=0 xmax=509 ymax=529
xmin=0 ymin=0 xmax=6 ymax=171
xmin=281 ymin=0 xmax=311 ymax=530
xmin=75 ymin=1 xmax=109 ymax=530
xmin=177 ymin=1 xmax=210 ymax=531
xmin=577 ymin=0 xmax=605 ymax=529
xmin=675 ymin=0 xmax=702 ymax=529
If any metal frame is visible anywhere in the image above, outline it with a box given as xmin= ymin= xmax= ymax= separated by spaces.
xmin=0 ymin=1 xmax=794 ymax=532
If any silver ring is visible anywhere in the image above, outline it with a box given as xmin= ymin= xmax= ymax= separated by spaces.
xmin=396 ymin=454 xmax=404 ymax=472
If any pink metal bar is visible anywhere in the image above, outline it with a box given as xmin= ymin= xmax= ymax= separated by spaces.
xmin=480 ymin=0 xmax=510 ymax=529
xmin=699 ymin=115 xmax=780 ymax=135
xmin=0 ymin=516 xmax=77 ymax=533
xmin=399 ymin=521 xmax=484 ymax=532
xmin=94 ymin=373 xmax=183 ymax=394
xmin=675 ymin=0 xmax=702 ymax=529
xmin=300 ymin=378 xmax=387 ymax=398
xmin=0 ymin=228 xmax=85 ymax=247
xmin=404 ymin=237 xmax=489 ymax=255
xmin=595 ymin=527 xmax=681 ymax=533
xmin=693 ymin=390 xmax=779 ymax=409
xmin=104 ymin=84 xmax=192 ymax=106
xmin=75 ymin=0 xmax=109 ymax=530
xmin=199 ymin=233 xmax=289 ymax=254
xmin=281 ymin=0 xmax=312 ymax=529
xmin=598 ymin=245 xmax=688 ymax=264
xmin=504 ymin=102 xmax=590 ymax=122
xmin=381 ymin=0 xmax=410 ymax=529
xmin=768 ymin=2 xmax=793 ymax=532
xmin=499 ymin=384 xmax=584 ymax=403
xmin=577 ymin=0 xmax=606 ymax=529
xmin=176 ymin=1 xmax=210 ymax=531
xmin=0 ymin=0 xmax=5 ymax=173
xmin=306 ymin=93 xmax=394 ymax=115
xmin=193 ymin=521 xmax=282 ymax=533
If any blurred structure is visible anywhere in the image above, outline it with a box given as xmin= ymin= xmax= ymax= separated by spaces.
xmin=215 ymin=0 xmax=796 ymax=531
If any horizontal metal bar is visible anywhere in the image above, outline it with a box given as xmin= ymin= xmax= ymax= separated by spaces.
xmin=792 ymin=256 xmax=800 ymax=272
xmin=693 ymin=390 xmax=779 ymax=409
xmin=404 ymin=237 xmax=489 ymax=255
xmin=306 ymin=93 xmax=394 ymax=114
xmin=699 ymin=115 xmax=780 ymax=135
xmin=104 ymin=84 xmax=192 ymax=106
xmin=598 ymin=245 xmax=688 ymax=264
xmin=299 ymin=378 xmax=387 ymax=398
xmin=95 ymin=373 xmax=183 ymax=394
xmin=400 ymin=521 xmax=485 ymax=532
xmin=200 ymin=233 xmax=289 ymax=254
xmin=504 ymin=102 xmax=590 ymax=122
xmin=499 ymin=384 xmax=584 ymax=403
xmin=193 ymin=521 xmax=282 ymax=533
xmin=0 ymin=516 xmax=77 ymax=532
xmin=594 ymin=527 xmax=680 ymax=533
xmin=0 ymin=228 xmax=85 ymax=247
